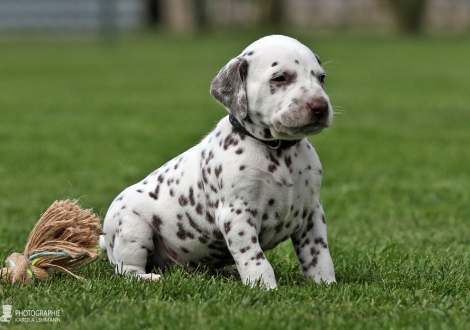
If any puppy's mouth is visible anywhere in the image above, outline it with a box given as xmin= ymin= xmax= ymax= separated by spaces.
xmin=273 ymin=120 xmax=330 ymax=139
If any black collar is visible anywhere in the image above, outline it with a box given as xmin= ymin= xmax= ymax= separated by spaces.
xmin=229 ymin=115 xmax=302 ymax=150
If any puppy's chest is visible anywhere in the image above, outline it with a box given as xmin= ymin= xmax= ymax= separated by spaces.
xmin=255 ymin=154 xmax=321 ymax=247
xmin=203 ymin=130 xmax=322 ymax=244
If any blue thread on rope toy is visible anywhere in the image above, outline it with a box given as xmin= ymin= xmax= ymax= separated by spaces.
xmin=9 ymin=257 xmax=33 ymax=279
xmin=28 ymin=251 xmax=87 ymax=267
xmin=28 ymin=252 xmax=72 ymax=261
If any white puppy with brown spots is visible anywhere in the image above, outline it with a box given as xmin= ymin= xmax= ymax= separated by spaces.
xmin=100 ymin=35 xmax=336 ymax=289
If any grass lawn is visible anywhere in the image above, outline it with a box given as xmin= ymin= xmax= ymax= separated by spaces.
xmin=0 ymin=31 xmax=469 ymax=329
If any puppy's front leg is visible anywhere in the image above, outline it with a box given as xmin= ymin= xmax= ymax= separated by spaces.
xmin=219 ymin=208 xmax=277 ymax=289
xmin=291 ymin=203 xmax=336 ymax=284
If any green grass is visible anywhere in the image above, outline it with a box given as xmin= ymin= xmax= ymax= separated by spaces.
xmin=0 ymin=31 xmax=469 ymax=329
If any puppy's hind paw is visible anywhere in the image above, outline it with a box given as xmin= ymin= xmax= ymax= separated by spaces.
xmin=137 ymin=273 xmax=162 ymax=281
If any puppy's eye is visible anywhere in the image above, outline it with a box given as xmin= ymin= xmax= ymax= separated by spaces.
xmin=272 ymin=75 xmax=287 ymax=82
xmin=320 ymin=74 xmax=326 ymax=84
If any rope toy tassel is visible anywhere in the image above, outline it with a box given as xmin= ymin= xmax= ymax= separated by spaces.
xmin=1 ymin=200 xmax=104 ymax=284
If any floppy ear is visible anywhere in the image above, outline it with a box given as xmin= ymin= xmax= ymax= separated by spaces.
xmin=314 ymin=54 xmax=322 ymax=67
xmin=210 ymin=57 xmax=249 ymax=119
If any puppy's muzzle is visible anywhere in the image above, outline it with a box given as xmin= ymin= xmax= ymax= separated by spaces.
xmin=308 ymin=97 xmax=329 ymax=122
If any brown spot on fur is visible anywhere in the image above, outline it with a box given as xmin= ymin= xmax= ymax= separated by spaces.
xmin=187 ymin=212 xmax=203 ymax=234
xmin=151 ymin=215 xmax=163 ymax=233
xmin=310 ymin=247 xmax=320 ymax=256
xmin=149 ymin=185 xmax=160 ymax=200
xmin=205 ymin=211 xmax=215 ymax=224
xmin=210 ymin=184 xmax=218 ymax=193
xmin=215 ymin=165 xmax=223 ymax=178
xmin=246 ymin=208 xmax=258 ymax=217
xmin=224 ymin=221 xmax=232 ymax=234
xmin=189 ymin=187 xmax=195 ymax=206
xmin=240 ymin=246 xmax=251 ymax=253
xmin=306 ymin=221 xmax=314 ymax=231
xmin=196 ymin=203 xmax=204 ymax=215
xmin=179 ymin=195 xmax=189 ymax=206
xmin=176 ymin=223 xmax=194 ymax=240
xmin=285 ymin=156 xmax=292 ymax=168
xmin=314 ymin=237 xmax=328 ymax=249
xmin=307 ymin=212 xmax=314 ymax=223
xmin=223 ymin=134 xmax=239 ymax=150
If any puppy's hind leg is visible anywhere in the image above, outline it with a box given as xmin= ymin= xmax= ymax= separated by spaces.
xmin=109 ymin=214 xmax=162 ymax=281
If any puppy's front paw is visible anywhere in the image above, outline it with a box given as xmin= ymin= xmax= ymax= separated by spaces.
xmin=241 ymin=262 xmax=277 ymax=289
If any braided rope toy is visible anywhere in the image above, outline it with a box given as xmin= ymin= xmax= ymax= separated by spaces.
xmin=1 ymin=200 xmax=104 ymax=284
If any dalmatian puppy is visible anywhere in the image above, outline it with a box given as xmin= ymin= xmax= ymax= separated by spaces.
xmin=100 ymin=35 xmax=336 ymax=289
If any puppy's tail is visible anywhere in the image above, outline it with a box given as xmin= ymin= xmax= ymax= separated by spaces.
xmin=98 ymin=235 xmax=107 ymax=254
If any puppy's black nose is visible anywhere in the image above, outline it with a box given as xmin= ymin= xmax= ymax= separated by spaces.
xmin=308 ymin=97 xmax=329 ymax=120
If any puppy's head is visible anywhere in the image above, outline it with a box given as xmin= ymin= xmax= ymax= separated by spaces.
xmin=211 ymin=35 xmax=333 ymax=141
